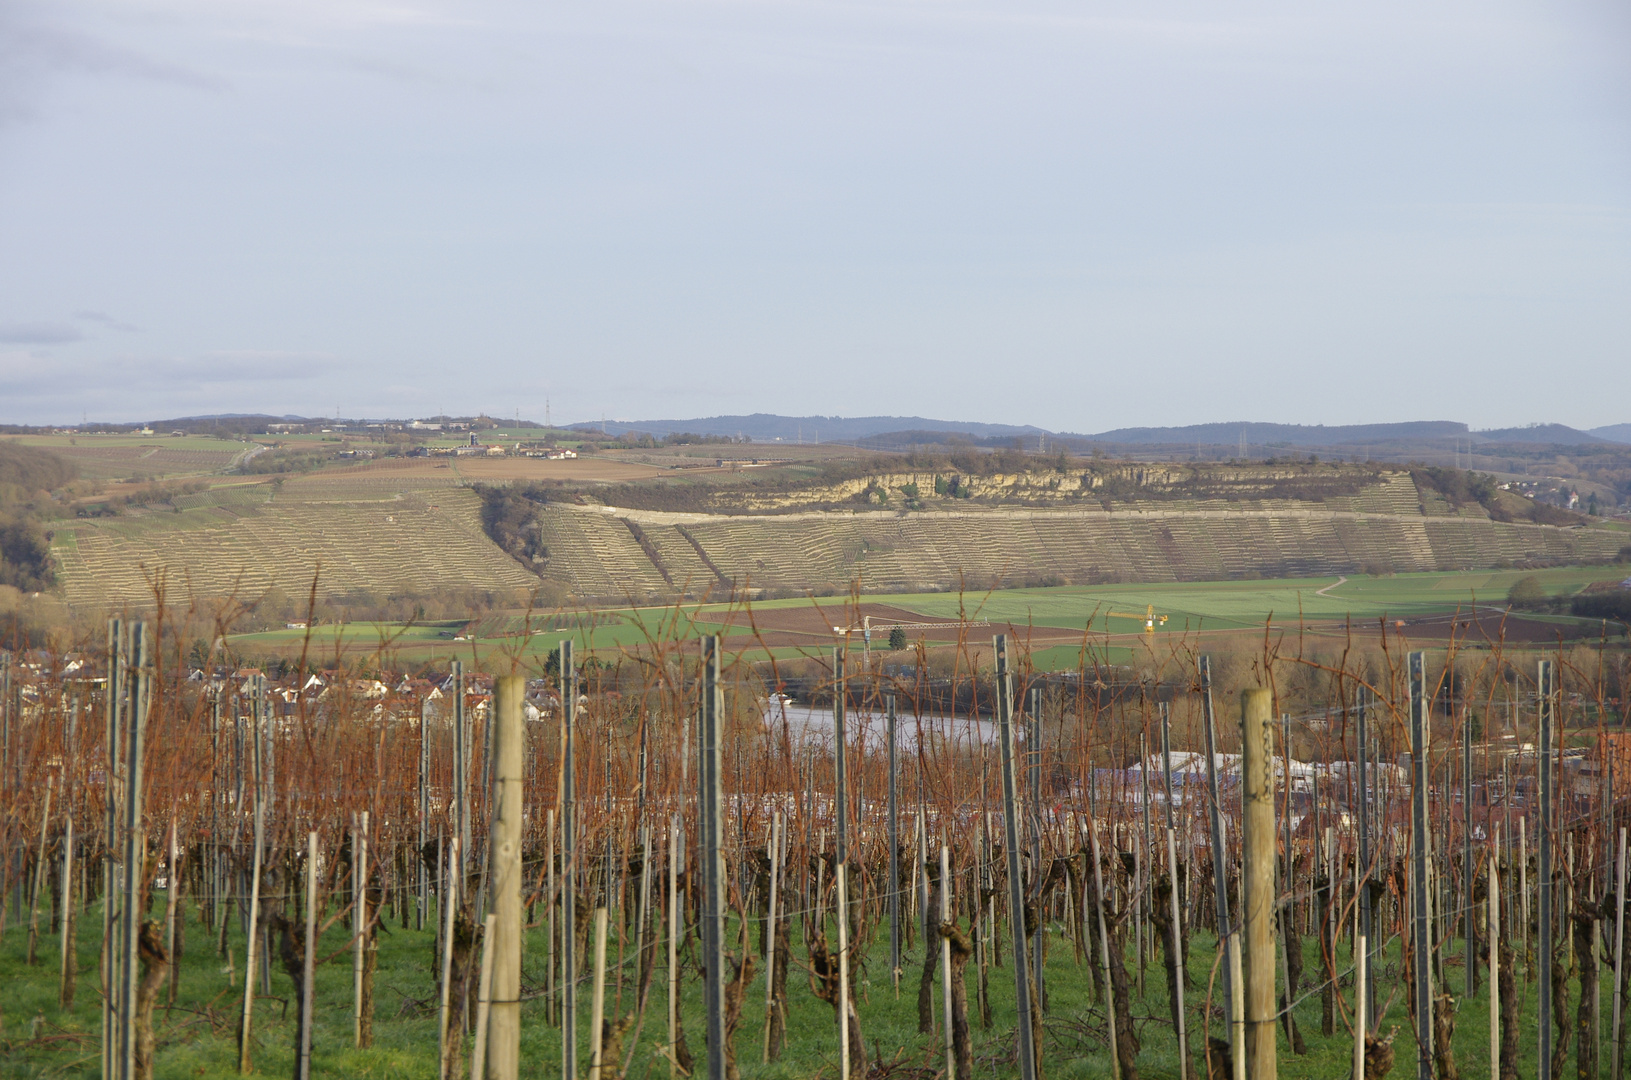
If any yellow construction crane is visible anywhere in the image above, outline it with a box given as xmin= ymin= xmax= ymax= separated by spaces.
xmin=1105 ymin=604 xmax=1168 ymax=637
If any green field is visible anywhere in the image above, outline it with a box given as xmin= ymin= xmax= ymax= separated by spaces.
xmin=223 ymin=566 xmax=1626 ymax=670
xmin=894 ymin=565 xmax=1619 ymax=632
xmin=0 ymin=891 xmax=1561 ymax=1080
xmin=4 ymin=432 xmax=256 ymax=481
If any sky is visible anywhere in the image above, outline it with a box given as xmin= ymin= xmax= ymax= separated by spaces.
xmin=1 ymin=0 xmax=1627 ymax=431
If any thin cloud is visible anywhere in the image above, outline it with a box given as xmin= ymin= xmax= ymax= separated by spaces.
xmin=0 ymin=321 xmax=82 ymax=344
xmin=171 ymin=352 xmax=330 ymax=382
xmin=73 ymin=310 xmax=141 ymax=332
xmin=0 ymin=16 xmax=227 ymax=97
xmin=0 ymin=351 xmax=328 ymax=397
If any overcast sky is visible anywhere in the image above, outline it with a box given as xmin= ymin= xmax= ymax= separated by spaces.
xmin=1 ymin=0 xmax=1627 ymax=431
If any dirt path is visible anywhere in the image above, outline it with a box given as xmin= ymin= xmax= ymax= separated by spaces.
xmin=1314 ymin=575 xmax=1347 ymax=596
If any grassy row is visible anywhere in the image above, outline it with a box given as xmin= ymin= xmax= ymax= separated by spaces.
xmin=0 ymin=887 xmax=1596 ymax=1080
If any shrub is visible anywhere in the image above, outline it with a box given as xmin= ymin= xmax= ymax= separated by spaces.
xmin=1507 ymin=576 xmax=1546 ymax=608
xmin=1572 ymin=592 xmax=1631 ymax=622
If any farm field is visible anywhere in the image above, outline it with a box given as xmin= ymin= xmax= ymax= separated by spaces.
xmin=894 ymin=565 xmax=1621 ymax=632
xmin=276 ymin=455 xmax=676 ymax=486
xmin=2 ymin=432 xmax=681 ymax=489
xmin=2 ymin=432 xmax=255 ymax=480
xmin=222 ymin=566 xmax=1624 ymax=668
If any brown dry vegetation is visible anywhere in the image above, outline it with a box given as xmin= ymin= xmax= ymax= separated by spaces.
xmin=2 ymin=587 xmax=1629 ymax=1077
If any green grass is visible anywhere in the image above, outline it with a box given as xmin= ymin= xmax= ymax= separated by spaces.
xmin=222 ymin=566 xmax=1629 ymax=671
xmin=888 ymin=565 xmax=1623 ymax=632
xmin=4 ymin=433 xmax=253 ymax=482
xmin=0 ymin=890 xmax=1588 ymax=1080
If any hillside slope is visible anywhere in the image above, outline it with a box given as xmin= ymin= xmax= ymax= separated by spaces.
xmin=531 ymin=472 xmax=1627 ymax=600
xmin=53 ymin=485 xmax=537 ymax=608
xmin=47 ymin=452 xmax=1627 ymax=609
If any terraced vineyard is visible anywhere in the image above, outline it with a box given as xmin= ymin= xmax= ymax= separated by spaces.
xmin=44 ymin=448 xmax=1629 ymax=611
xmin=53 ymin=487 xmax=536 ymax=607
xmin=534 ymin=472 xmax=1628 ymax=599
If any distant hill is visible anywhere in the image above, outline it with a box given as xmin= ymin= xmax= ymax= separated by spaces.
xmin=1590 ymin=424 xmax=1631 ymax=445
xmin=1071 ymin=421 xmax=1468 ymax=447
xmin=163 ymin=413 xmax=308 ymax=422
xmin=1472 ymin=424 xmax=1607 ymax=446
xmin=577 ymin=413 xmax=1628 ymax=456
xmin=577 ymin=413 xmax=1046 ymax=442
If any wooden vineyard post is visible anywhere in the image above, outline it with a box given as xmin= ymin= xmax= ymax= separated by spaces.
xmin=544 ymin=811 xmax=555 ymax=1027
xmin=1029 ymin=686 xmax=1047 ymax=1012
xmin=831 ymin=645 xmax=855 ymax=1080
xmin=486 ymin=673 xmax=524 ymax=1080
xmin=238 ymin=671 xmax=265 ymax=1076
xmin=207 ymin=689 xmax=219 ymax=949
xmin=994 ymin=635 xmax=1038 ymax=1080
xmin=298 ymin=831 xmax=317 ymax=1080
xmin=1489 ymin=861 xmax=1499 ymax=1080
xmin=667 ymin=815 xmax=679 ymax=1080
xmin=453 ymin=661 xmax=468 ymax=885
xmin=1160 ymin=702 xmax=1182 ymax=916
xmin=59 ymin=809 xmax=75 ymax=1010
xmin=633 ymin=724 xmax=651 ymax=1005
xmin=469 ymin=914 xmax=497 ymax=1080
xmin=888 ymin=694 xmax=901 ymax=996
xmin=837 ymin=863 xmax=853 ymax=1080
xmin=561 ymin=640 xmax=579 ymax=1079
xmin=588 ymin=907 xmax=609 ymax=1080
xmin=698 ymin=636 xmax=727 ymax=1080
xmin=1229 ymin=930 xmax=1245 ymax=1080
xmin=834 ymin=648 xmax=848 ymax=876
xmin=1160 ymin=693 xmax=1187 ymax=1079
xmin=939 ymin=843 xmax=954 ymax=1080
xmin=1089 ymin=812 xmax=1120 ymax=1080
xmin=1145 ymin=733 xmax=1158 ymax=1001
xmin=0 ymin=650 xmax=8 ymax=810
xmin=1408 ymin=652 xmax=1434 ymax=1080
xmin=1615 ymin=827 xmax=1627 ymax=1080
xmin=419 ymin=699 xmax=430 ymax=932
xmin=763 ymin=811 xmax=781 ymax=1064
xmin=119 ymin=623 xmax=150 ymax=1080
xmin=1539 ymin=658 xmax=1555 ymax=1080
xmin=478 ymin=687 xmax=495 ymax=918
xmin=1240 ymin=687 xmax=1277 ymax=1080
xmin=1520 ymin=818 xmax=1529 ymax=975
xmin=354 ymin=811 xmax=368 ymax=1048
xmin=101 ymin=619 xmax=124 ymax=1080
xmin=163 ymin=815 xmax=179 ymax=1008
xmin=1199 ymin=657 xmax=1242 ymax=1078
xmin=1465 ymin=708 xmax=1476 ymax=999
xmin=1166 ymin=824 xmax=1188 ymax=1079
xmin=1357 ymin=686 xmax=1375 ymax=1016
xmin=438 ymin=837 xmax=461 ymax=1080
xmin=26 ymin=774 xmax=53 ymax=965
xmin=1354 ymin=921 xmax=1368 ymax=1080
